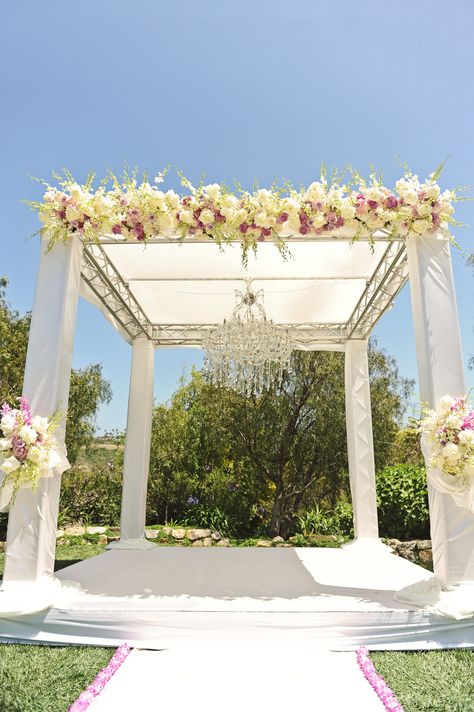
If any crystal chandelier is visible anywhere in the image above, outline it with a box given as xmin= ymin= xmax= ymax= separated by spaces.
xmin=202 ymin=279 xmax=293 ymax=396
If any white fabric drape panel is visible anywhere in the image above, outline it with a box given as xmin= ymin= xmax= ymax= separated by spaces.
xmin=407 ymin=230 xmax=474 ymax=586
xmin=344 ymin=340 xmax=379 ymax=540
xmin=119 ymin=338 xmax=154 ymax=543
xmin=3 ymin=236 xmax=83 ymax=584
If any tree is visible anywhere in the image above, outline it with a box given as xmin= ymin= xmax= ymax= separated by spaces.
xmin=148 ymin=342 xmax=412 ymax=537
xmin=65 ymin=365 xmax=112 ymax=463
xmin=0 ymin=277 xmax=112 ymax=464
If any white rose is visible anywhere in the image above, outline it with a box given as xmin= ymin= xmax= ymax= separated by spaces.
xmin=340 ymin=204 xmax=356 ymax=220
xmin=0 ymin=437 xmax=11 ymax=451
xmin=426 ymin=184 xmax=440 ymax=200
xmin=221 ymin=195 xmax=239 ymax=210
xmin=439 ymin=395 xmax=455 ymax=414
xmin=459 ymin=430 xmax=474 ymax=445
xmin=412 ymin=219 xmax=431 ymax=235
xmin=287 ymin=213 xmax=301 ymax=233
xmin=18 ymin=425 xmax=38 ymax=445
xmin=445 ymin=414 xmax=462 ymax=430
xmin=27 ymin=446 xmax=47 ymax=465
xmin=65 ymin=204 xmax=81 ymax=222
xmin=157 ymin=214 xmax=178 ymax=236
xmin=305 ymin=182 xmax=326 ymax=201
xmin=256 ymin=189 xmax=273 ymax=206
xmin=199 ymin=209 xmax=215 ymax=225
xmin=443 ymin=443 xmax=461 ymax=462
xmin=31 ymin=415 xmax=49 ymax=434
xmin=179 ymin=210 xmax=195 ymax=225
xmin=403 ymin=190 xmax=418 ymax=205
xmin=69 ymin=184 xmax=84 ymax=201
xmin=233 ymin=209 xmax=248 ymax=224
xmin=417 ymin=203 xmax=432 ymax=218
xmin=0 ymin=413 xmax=16 ymax=435
xmin=204 ymin=184 xmax=221 ymax=201
xmin=312 ymin=213 xmax=326 ymax=229
xmin=439 ymin=201 xmax=454 ymax=216
xmin=254 ymin=211 xmax=274 ymax=229
xmin=0 ymin=455 xmax=21 ymax=474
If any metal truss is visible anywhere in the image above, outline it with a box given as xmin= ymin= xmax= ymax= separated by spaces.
xmin=345 ymin=241 xmax=408 ymax=340
xmin=151 ymin=323 xmax=346 ymax=347
xmin=81 ymin=243 xmax=153 ymax=341
xmin=80 ymin=235 xmax=409 ymax=347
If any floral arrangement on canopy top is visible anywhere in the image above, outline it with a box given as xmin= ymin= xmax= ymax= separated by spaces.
xmin=28 ymin=164 xmax=462 ymax=262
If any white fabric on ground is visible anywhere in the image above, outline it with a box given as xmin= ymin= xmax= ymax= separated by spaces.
xmin=1 ymin=547 xmax=473 ymax=649
xmin=88 ymin=646 xmax=385 ymax=712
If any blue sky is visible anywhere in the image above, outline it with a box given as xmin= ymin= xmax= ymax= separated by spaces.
xmin=1 ymin=1 xmax=473 ymax=432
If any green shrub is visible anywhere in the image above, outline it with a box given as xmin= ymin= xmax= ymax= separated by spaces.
xmin=376 ymin=464 xmax=429 ymax=540
xmin=59 ymin=466 xmax=122 ymax=527
xmin=181 ymin=503 xmax=235 ymax=537
xmin=295 ymin=501 xmax=354 ymax=538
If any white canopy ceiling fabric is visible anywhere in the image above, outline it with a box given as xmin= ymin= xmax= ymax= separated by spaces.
xmin=83 ymin=239 xmax=389 ymax=329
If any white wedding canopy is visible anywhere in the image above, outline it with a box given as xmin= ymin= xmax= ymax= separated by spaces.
xmin=2 ymin=226 xmax=473 ymax=612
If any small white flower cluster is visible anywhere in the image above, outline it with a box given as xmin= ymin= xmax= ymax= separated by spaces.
xmin=0 ymin=398 xmax=58 ymax=499
xmin=30 ymin=169 xmax=457 ymax=257
xmin=420 ymin=395 xmax=474 ymax=480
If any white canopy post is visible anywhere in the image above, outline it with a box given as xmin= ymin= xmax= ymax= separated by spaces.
xmin=344 ymin=339 xmax=381 ymax=549
xmin=407 ymin=229 xmax=474 ymax=587
xmin=3 ymin=235 xmax=83 ymax=585
xmin=110 ymin=337 xmax=155 ymax=549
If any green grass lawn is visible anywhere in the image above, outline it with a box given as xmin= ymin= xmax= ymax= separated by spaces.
xmin=0 ymin=539 xmax=472 ymax=712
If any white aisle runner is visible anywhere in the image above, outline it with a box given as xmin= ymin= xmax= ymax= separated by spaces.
xmin=88 ymin=646 xmax=385 ymax=712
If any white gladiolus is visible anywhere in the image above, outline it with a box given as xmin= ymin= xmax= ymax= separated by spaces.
xmin=18 ymin=425 xmax=38 ymax=445
xmin=446 ymin=414 xmax=462 ymax=429
xmin=0 ymin=455 xmax=21 ymax=474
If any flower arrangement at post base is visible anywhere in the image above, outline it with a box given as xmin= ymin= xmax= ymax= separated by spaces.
xmin=419 ymin=395 xmax=474 ymax=512
xmin=0 ymin=397 xmax=65 ymax=507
